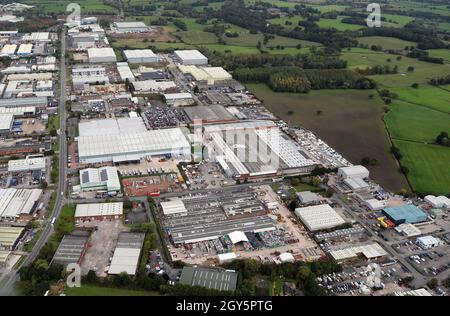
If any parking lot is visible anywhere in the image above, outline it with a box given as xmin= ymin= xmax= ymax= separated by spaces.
xmin=79 ymin=220 xmax=128 ymax=276
xmin=184 ymin=161 xmax=230 ymax=190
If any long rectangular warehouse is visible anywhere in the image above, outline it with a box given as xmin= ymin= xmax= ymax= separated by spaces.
xmin=77 ymin=121 xmax=190 ymax=164
xmin=295 ymin=204 xmax=345 ymax=232
xmin=0 ymin=188 xmax=42 ymax=220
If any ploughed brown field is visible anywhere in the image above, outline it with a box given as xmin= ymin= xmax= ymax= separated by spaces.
xmin=247 ymin=83 xmax=410 ymax=193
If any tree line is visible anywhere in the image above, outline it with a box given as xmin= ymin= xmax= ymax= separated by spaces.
xmin=234 ymin=67 xmax=376 ymax=93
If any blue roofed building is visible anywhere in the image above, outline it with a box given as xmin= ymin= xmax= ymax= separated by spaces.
xmin=382 ymin=204 xmax=427 ymax=225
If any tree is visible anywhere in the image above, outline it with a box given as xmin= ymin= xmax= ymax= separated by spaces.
xmin=400 ymin=166 xmax=409 ymax=175
xmin=427 ymin=278 xmax=438 ymax=289
xmin=411 ymin=82 xmax=419 ymax=88
xmin=297 ymin=265 xmax=312 ymax=281
xmin=436 ymin=132 xmax=449 ymax=146
xmin=85 ymin=270 xmax=99 ymax=284
xmin=316 ymin=110 xmax=323 ymax=116
xmin=407 ymin=66 xmax=415 ymax=72
xmin=287 ymin=110 xmax=294 ymax=115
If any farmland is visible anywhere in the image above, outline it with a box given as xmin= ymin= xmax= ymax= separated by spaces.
xmin=357 ymin=36 xmax=416 ymax=51
xmin=341 ymin=48 xmax=450 ymax=87
xmin=24 ymin=0 xmax=118 ymax=14
xmin=65 ymin=285 xmax=159 ymax=296
xmin=392 ymin=140 xmax=450 ymax=196
xmin=247 ymin=83 xmax=410 ymax=193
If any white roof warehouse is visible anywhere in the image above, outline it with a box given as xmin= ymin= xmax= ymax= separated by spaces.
xmin=75 ymin=202 xmax=123 ymax=220
xmin=76 ymin=118 xmax=190 ymax=164
xmin=294 ymin=204 xmax=345 ymax=231
xmin=0 ymin=188 xmax=42 ymax=220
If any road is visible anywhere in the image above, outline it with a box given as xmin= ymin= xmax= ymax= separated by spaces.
xmin=0 ymin=28 xmax=68 ymax=296
xmin=332 ymin=192 xmax=427 ymax=288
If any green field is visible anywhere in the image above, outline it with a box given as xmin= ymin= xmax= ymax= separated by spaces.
xmin=427 ymin=49 xmax=450 ymax=64
xmin=65 ymin=285 xmax=159 ymax=296
xmin=24 ymin=0 xmax=118 ymax=13
xmin=341 ymin=48 xmax=450 ymax=87
xmin=176 ymin=31 xmax=218 ymax=44
xmin=393 ymin=140 xmax=450 ymax=195
xmin=383 ymin=83 xmax=450 ymax=195
xmin=316 ymin=17 xmax=364 ymax=31
xmin=358 ymin=36 xmax=416 ymax=51
xmin=385 ymin=100 xmax=450 ymax=143
xmin=391 ymin=86 xmax=450 ymax=113
xmin=247 ymin=84 xmax=410 ymax=192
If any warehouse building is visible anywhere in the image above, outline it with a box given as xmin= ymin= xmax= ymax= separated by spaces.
xmin=160 ymin=198 xmax=188 ymax=216
xmin=0 ymin=188 xmax=42 ymax=220
xmin=17 ymin=43 xmax=32 ymax=57
xmin=116 ymin=62 xmax=135 ymax=82
xmin=74 ymin=202 xmax=123 ymax=223
xmin=416 ymin=236 xmax=440 ymax=249
xmin=0 ymin=250 xmax=11 ymax=268
xmin=108 ymin=232 xmax=145 ymax=275
xmin=179 ymin=65 xmax=232 ymax=85
xmin=131 ymin=80 xmax=176 ymax=94
xmin=395 ymin=288 xmax=432 ymax=296
xmin=297 ymin=191 xmax=321 ymax=205
xmin=163 ymin=92 xmax=194 ymax=106
xmin=0 ymin=113 xmax=13 ymax=135
xmin=0 ymin=44 xmax=17 ymax=57
xmin=337 ymin=165 xmax=370 ymax=179
xmin=329 ymin=243 xmax=388 ymax=262
xmin=87 ymin=47 xmax=116 ymax=63
xmin=0 ymin=226 xmax=24 ymax=250
xmin=424 ymin=195 xmax=450 ymax=209
xmin=383 ymin=204 xmax=427 ymax=225
xmin=179 ymin=266 xmax=237 ymax=292
xmin=174 ymin=50 xmax=208 ymax=65
xmin=343 ymin=177 xmax=369 ymax=191
xmin=113 ymin=21 xmax=149 ymax=33
xmin=7 ymin=155 xmax=46 ymax=172
xmin=183 ymin=104 xmax=235 ymax=124
xmin=204 ymin=121 xmax=316 ymax=178
xmin=51 ymin=232 xmax=89 ymax=266
xmin=395 ymin=223 xmax=422 ymax=237
xmin=294 ymin=204 xmax=345 ymax=232
xmin=76 ymin=118 xmax=190 ymax=164
xmin=0 ymin=96 xmax=47 ymax=108
xmin=76 ymin=166 xmax=121 ymax=194
xmin=124 ymin=49 xmax=158 ymax=64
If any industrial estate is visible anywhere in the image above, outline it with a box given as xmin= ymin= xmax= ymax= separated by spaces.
xmin=0 ymin=0 xmax=449 ymax=299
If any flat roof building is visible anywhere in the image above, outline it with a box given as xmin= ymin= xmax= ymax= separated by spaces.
xmin=51 ymin=233 xmax=89 ymax=266
xmin=74 ymin=202 xmax=123 ymax=222
xmin=78 ymin=166 xmax=121 ymax=194
xmin=108 ymin=232 xmax=145 ymax=276
xmin=124 ymin=49 xmax=158 ymax=64
xmin=424 ymin=195 xmax=450 ymax=209
xmin=113 ymin=22 xmax=149 ymax=33
xmin=295 ymin=204 xmax=345 ymax=231
xmin=116 ymin=62 xmax=135 ymax=82
xmin=329 ymin=243 xmax=388 ymax=261
xmin=160 ymin=198 xmax=188 ymax=216
xmin=0 ymin=226 xmax=24 ymax=250
xmin=179 ymin=266 xmax=237 ymax=292
xmin=337 ymin=165 xmax=370 ymax=179
xmin=383 ymin=204 xmax=427 ymax=225
xmin=0 ymin=188 xmax=42 ymax=220
xmin=0 ymin=113 xmax=14 ymax=134
xmin=416 ymin=235 xmax=440 ymax=249
xmin=174 ymin=50 xmax=208 ymax=65
xmin=297 ymin=191 xmax=321 ymax=205
xmin=0 ymin=44 xmax=17 ymax=57
xmin=163 ymin=92 xmax=194 ymax=106
xmin=87 ymin=47 xmax=116 ymax=63
xmin=8 ymin=156 xmax=46 ymax=172
xmin=131 ymin=80 xmax=176 ymax=94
